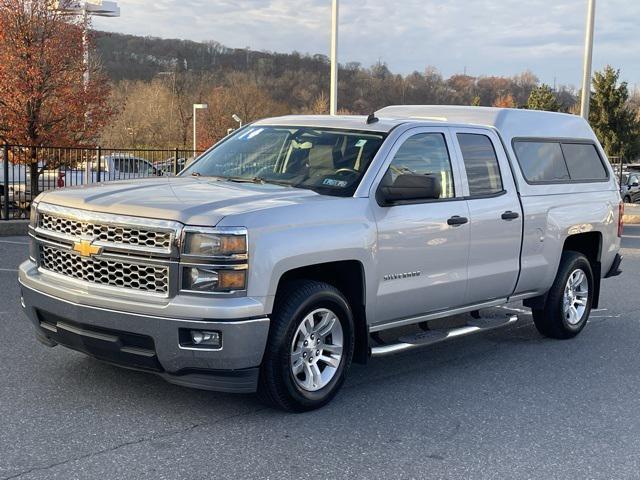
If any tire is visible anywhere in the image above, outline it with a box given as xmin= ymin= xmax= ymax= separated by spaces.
xmin=624 ymin=195 xmax=631 ymax=204
xmin=532 ymin=251 xmax=594 ymax=340
xmin=258 ymin=280 xmax=355 ymax=412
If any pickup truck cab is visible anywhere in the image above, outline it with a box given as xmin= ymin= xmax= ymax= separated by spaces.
xmin=19 ymin=106 xmax=623 ymax=411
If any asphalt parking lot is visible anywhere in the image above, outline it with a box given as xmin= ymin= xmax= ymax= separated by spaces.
xmin=1 ymin=228 xmax=640 ymax=480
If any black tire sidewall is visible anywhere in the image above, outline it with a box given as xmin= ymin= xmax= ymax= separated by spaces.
xmin=552 ymin=255 xmax=594 ymax=334
xmin=268 ymin=284 xmax=355 ymax=410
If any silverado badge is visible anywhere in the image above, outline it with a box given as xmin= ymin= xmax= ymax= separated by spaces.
xmin=72 ymin=240 xmax=102 ymax=258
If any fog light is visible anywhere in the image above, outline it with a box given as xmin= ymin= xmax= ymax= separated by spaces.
xmin=190 ymin=330 xmax=221 ymax=348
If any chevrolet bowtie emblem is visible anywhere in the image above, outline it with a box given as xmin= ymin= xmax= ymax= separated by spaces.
xmin=72 ymin=240 xmax=102 ymax=258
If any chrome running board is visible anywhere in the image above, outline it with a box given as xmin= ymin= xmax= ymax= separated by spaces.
xmin=370 ymin=314 xmax=518 ymax=357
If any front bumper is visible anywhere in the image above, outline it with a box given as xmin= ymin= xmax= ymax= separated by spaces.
xmin=19 ymin=261 xmax=270 ymax=393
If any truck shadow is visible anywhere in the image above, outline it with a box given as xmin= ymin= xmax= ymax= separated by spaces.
xmin=66 ymin=312 xmax=546 ymax=417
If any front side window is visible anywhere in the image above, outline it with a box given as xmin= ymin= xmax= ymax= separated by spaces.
xmin=457 ymin=133 xmax=503 ymax=196
xmin=513 ymin=141 xmax=570 ymax=183
xmin=382 ymin=133 xmax=454 ymax=199
xmin=183 ymin=126 xmax=386 ymax=197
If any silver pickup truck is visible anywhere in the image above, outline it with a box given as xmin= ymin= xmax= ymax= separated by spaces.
xmin=19 ymin=106 xmax=623 ymax=412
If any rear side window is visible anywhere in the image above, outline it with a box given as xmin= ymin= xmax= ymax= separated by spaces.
xmin=561 ymin=143 xmax=608 ymax=180
xmin=513 ymin=142 xmax=569 ymax=182
xmin=457 ymin=134 xmax=503 ymax=196
xmin=514 ymin=140 xmax=609 ymax=183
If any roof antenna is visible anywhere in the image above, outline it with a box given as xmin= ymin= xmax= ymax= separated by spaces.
xmin=366 ymin=113 xmax=379 ymax=125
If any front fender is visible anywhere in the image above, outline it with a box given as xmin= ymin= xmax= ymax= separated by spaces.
xmin=219 ymin=197 xmax=378 ymax=315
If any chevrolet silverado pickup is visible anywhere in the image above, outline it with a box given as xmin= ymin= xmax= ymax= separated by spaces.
xmin=19 ymin=106 xmax=623 ymax=412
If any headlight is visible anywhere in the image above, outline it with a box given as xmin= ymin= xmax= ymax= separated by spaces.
xmin=182 ymin=266 xmax=247 ymax=293
xmin=180 ymin=227 xmax=248 ymax=294
xmin=182 ymin=228 xmax=247 ymax=258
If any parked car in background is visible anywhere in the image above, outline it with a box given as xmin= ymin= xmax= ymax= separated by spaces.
xmin=0 ymin=162 xmax=30 ymax=218
xmin=20 ymin=106 xmax=623 ymax=412
xmin=2 ymin=155 xmax=160 ymax=216
xmin=621 ymin=173 xmax=640 ymax=203
xmin=58 ymin=154 xmax=159 ymax=186
xmin=154 ymin=157 xmax=188 ymax=176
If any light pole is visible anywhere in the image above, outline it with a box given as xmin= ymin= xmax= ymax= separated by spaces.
xmin=52 ymin=1 xmax=120 ymax=87
xmin=580 ymin=0 xmax=596 ymax=121
xmin=193 ymin=104 xmax=208 ymax=153
xmin=330 ymin=0 xmax=339 ymax=115
xmin=232 ymin=114 xmax=243 ymax=128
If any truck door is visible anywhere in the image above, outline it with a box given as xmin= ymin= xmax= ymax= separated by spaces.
xmin=450 ymin=128 xmax=522 ymax=305
xmin=371 ymin=128 xmax=470 ymax=326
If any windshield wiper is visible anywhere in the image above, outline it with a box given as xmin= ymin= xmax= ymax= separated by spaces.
xmin=226 ymin=176 xmax=293 ymax=187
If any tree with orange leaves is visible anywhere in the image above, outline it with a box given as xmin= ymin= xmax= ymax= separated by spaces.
xmin=493 ymin=94 xmax=517 ymax=109
xmin=0 ymin=0 xmax=113 ymax=194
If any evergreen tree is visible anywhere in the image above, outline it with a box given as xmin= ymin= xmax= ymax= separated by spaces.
xmin=589 ymin=66 xmax=639 ymax=159
xmin=527 ymin=84 xmax=560 ymax=112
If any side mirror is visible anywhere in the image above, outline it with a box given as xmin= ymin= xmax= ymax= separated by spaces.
xmin=377 ymin=174 xmax=442 ymax=206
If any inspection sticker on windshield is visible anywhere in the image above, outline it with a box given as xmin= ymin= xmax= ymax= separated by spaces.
xmin=355 ymin=139 xmax=367 ymax=147
xmin=323 ymin=178 xmax=348 ymax=188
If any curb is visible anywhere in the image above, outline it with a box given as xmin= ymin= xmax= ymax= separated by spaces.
xmin=0 ymin=220 xmax=29 ymax=236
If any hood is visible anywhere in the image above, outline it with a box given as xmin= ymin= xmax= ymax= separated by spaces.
xmin=38 ymin=176 xmax=322 ymax=226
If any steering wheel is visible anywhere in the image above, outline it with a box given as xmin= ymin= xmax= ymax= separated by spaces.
xmin=334 ymin=168 xmax=358 ymax=176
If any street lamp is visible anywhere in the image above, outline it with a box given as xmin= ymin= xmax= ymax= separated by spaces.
xmin=232 ymin=114 xmax=243 ymax=128
xmin=580 ymin=0 xmax=596 ymax=121
xmin=330 ymin=0 xmax=339 ymax=115
xmin=193 ymin=104 xmax=208 ymax=153
xmin=52 ymin=1 xmax=120 ymax=87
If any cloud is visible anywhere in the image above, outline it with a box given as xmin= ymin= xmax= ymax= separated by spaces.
xmin=93 ymin=0 xmax=640 ymax=87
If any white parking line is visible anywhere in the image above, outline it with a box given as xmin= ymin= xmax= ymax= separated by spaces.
xmin=0 ymin=268 xmax=18 ymax=272
xmin=0 ymin=240 xmax=28 ymax=245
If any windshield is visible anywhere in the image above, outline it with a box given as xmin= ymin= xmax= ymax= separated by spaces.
xmin=182 ymin=126 xmax=386 ymax=196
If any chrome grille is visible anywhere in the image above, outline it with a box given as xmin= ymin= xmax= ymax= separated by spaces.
xmin=40 ymin=245 xmax=169 ymax=295
xmin=40 ymin=213 xmax=173 ymax=250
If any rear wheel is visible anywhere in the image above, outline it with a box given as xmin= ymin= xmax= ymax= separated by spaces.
xmin=258 ymin=280 xmax=354 ymax=412
xmin=624 ymin=195 xmax=632 ymax=204
xmin=532 ymin=251 xmax=594 ymax=339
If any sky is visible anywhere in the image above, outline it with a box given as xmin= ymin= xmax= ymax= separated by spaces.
xmin=93 ymin=0 xmax=640 ymax=89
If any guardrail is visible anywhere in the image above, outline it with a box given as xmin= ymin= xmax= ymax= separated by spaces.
xmin=1 ymin=144 xmax=204 ymax=220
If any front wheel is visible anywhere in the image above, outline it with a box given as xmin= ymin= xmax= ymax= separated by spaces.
xmin=258 ymin=280 xmax=354 ymax=412
xmin=532 ymin=251 xmax=594 ymax=339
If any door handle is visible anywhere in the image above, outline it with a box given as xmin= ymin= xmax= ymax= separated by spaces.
xmin=501 ymin=211 xmax=520 ymax=221
xmin=447 ymin=216 xmax=469 ymax=226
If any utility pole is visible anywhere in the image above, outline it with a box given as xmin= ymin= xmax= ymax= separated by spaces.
xmin=330 ymin=0 xmax=339 ymax=115
xmin=580 ymin=0 xmax=596 ymax=121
